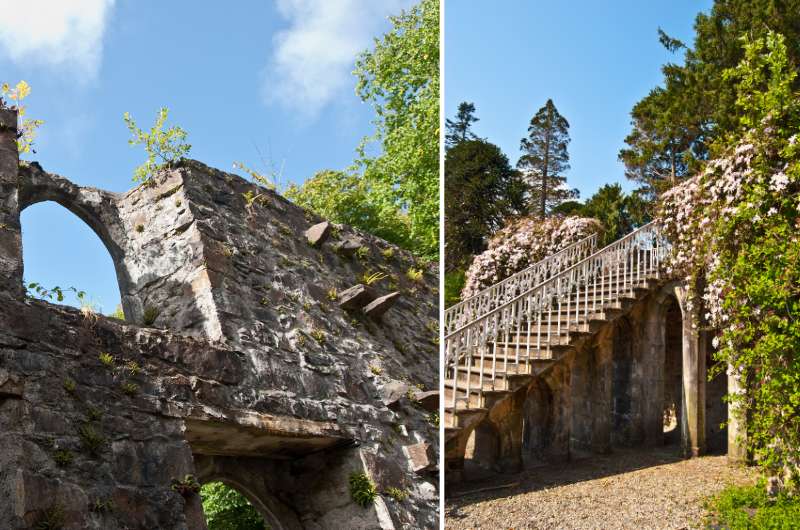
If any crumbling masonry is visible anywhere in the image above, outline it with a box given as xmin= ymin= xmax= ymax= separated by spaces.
xmin=0 ymin=108 xmax=439 ymax=529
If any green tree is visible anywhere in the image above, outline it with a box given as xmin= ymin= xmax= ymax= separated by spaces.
xmin=445 ymin=101 xmax=480 ymax=147
xmin=200 ymin=482 xmax=266 ymax=530
xmin=285 ymin=169 xmax=410 ymax=248
xmin=445 ymin=139 xmax=526 ymax=270
xmin=353 ymin=0 xmax=439 ymax=259
xmin=580 ymin=183 xmax=639 ymax=245
xmin=620 ymin=0 xmax=800 ymax=197
xmin=517 ymin=99 xmax=578 ymax=217
xmin=124 ymin=107 xmax=191 ymax=183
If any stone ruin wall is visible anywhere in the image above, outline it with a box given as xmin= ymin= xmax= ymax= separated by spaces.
xmin=0 ymin=108 xmax=440 ymax=529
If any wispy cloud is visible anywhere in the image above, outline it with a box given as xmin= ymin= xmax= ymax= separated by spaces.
xmin=263 ymin=0 xmax=413 ymax=118
xmin=0 ymin=0 xmax=115 ymax=79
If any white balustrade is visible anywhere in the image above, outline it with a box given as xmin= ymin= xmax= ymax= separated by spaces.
xmin=445 ymin=222 xmax=670 ymax=425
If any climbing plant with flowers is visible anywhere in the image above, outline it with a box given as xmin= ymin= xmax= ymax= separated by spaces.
xmin=461 ymin=215 xmax=602 ymax=298
xmin=656 ymin=32 xmax=800 ymax=488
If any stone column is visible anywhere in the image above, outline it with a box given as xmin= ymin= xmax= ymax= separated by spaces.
xmin=479 ymin=389 xmax=525 ymax=473
xmin=640 ymin=295 xmax=666 ymax=446
xmin=591 ymin=326 xmax=613 ymax=454
xmin=727 ymin=366 xmax=748 ymax=462
xmin=0 ymin=108 xmax=23 ymax=300
xmin=676 ymin=285 xmax=706 ymax=457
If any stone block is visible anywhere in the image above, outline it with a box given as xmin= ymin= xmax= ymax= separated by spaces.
xmin=403 ymin=442 xmax=435 ymax=474
xmin=363 ymin=291 xmax=401 ymax=320
xmin=305 ymin=221 xmax=331 ymax=246
xmin=338 ymin=284 xmax=376 ymax=311
xmin=0 ymin=369 xmax=23 ymax=398
xmin=413 ymin=390 xmax=439 ymax=413
xmin=379 ymin=380 xmax=410 ymax=411
xmin=334 ymin=237 xmax=362 ymax=257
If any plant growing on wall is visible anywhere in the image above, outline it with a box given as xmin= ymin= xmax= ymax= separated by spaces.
xmin=0 ymin=80 xmax=44 ymax=155
xmin=349 ymin=472 xmax=378 ymax=508
xmin=25 ymin=282 xmax=86 ymax=304
xmin=657 ymin=31 xmax=800 ymax=492
xmin=124 ymin=107 xmax=191 ymax=183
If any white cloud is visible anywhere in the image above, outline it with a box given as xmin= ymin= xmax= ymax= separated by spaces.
xmin=264 ymin=0 xmax=413 ymax=117
xmin=0 ymin=0 xmax=115 ymax=79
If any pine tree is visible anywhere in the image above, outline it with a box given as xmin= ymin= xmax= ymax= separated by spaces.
xmin=445 ymin=139 xmax=526 ymax=269
xmin=445 ymin=101 xmax=479 ymax=147
xmin=517 ymin=99 xmax=578 ymax=217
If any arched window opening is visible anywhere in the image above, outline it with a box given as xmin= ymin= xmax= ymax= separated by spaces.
xmin=200 ymin=481 xmax=270 ymax=530
xmin=663 ymin=297 xmax=682 ymax=444
xmin=21 ymin=202 xmax=123 ymax=318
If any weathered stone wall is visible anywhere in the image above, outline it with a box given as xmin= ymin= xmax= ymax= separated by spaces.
xmin=0 ymin=108 xmax=439 ymax=529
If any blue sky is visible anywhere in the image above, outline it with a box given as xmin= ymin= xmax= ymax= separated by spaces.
xmin=3 ymin=0 xmax=411 ymax=313
xmin=446 ymin=0 xmax=712 ymax=197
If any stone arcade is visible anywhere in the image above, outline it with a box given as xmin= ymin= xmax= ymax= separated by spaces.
xmin=444 ymin=226 xmax=747 ymax=484
xmin=0 ymin=108 xmax=439 ymax=529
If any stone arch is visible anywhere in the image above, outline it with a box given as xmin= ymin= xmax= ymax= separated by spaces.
xmin=522 ymin=376 xmax=554 ymax=463
xmin=663 ymin=295 xmax=683 ymax=444
xmin=466 ymin=416 xmax=501 ymax=471
xmin=17 ymin=163 xmax=134 ymax=317
xmin=193 ymin=455 xmax=303 ymax=530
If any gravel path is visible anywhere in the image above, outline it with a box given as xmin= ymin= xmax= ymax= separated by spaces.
xmin=445 ymin=446 xmax=758 ymax=530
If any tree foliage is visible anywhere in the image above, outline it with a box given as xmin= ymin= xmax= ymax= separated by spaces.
xmin=1 ymin=80 xmax=44 ymax=155
xmin=580 ymin=184 xmax=650 ymax=245
xmin=124 ymin=107 xmax=191 ymax=183
xmin=620 ymin=0 xmax=800 ymax=198
xmin=444 ymin=139 xmax=526 ymax=270
xmin=200 ymin=482 xmax=266 ymax=530
xmin=351 ymin=0 xmax=439 ymax=259
xmin=517 ymin=99 xmax=578 ymax=217
xmin=286 ymin=169 xmax=410 ymax=247
xmin=445 ymin=101 xmax=480 ymax=147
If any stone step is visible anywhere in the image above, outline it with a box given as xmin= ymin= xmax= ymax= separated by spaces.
xmin=444 ymin=406 xmax=488 ymax=429
xmin=453 ymin=365 xmax=536 ymax=388
xmin=462 ymin=355 xmax=557 ymax=371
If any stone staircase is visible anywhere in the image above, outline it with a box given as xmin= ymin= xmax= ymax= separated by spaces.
xmin=444 ymin=222 xmax=670 ymax=465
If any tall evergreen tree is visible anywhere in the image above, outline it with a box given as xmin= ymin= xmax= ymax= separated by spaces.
xmin=445 ymin=101 xmax=480 ymax=147
xmin=445 ymin=139 xmax=526 ymax=270
xmin=517 ymin=99 xmax=578 ymax=217
xmin=620 ymin=0 xmax=800 ymax=198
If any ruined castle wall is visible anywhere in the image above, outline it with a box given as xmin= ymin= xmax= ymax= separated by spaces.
xmin=0 ymin=108 xmax=439 ymax=529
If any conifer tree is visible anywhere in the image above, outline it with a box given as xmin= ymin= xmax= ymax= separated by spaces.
xmin=445 ymin=101 xmax=480 ymax=147
xmin=517 ymin=99 xmax=578 ymax=217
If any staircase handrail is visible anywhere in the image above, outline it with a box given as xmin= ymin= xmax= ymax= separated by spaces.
xmin=444 ymin=232 xmax=598 ymax=334
xmin=445 ymin=222 xmax=670 ymax=421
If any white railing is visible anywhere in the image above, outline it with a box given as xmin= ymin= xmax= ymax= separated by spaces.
xmin=444 ymin=232 xmax=598 ymax=335
xmin=445 ymin=222 xmax=669 ymax=423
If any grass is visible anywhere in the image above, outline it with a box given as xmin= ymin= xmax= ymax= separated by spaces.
xmin=386 ymin=486 xmax=408 ymax=502
xmin=98 ymin=352 xmax=114 ymax=367
xmin=62 ymin=378 xmax=76 ymax=394
xmin=78 ymin=423 xmax=106 ymax=456
xmin=34 ymin=504 xmax=65 ymax=530
xmin=52 ymin=449 xmax=73 ymax=467
xmin=704 ymin=480 xmax=800 ymax=529
xmin=142 ymin=306 xmax=160 ymax=326
xmin=406 ymin=267 xmax=424 ymax=282
xmin=349 ymin=472 xmax=378 ymax=508
xmin=310 ymin=328 xmax=326 ymax=344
